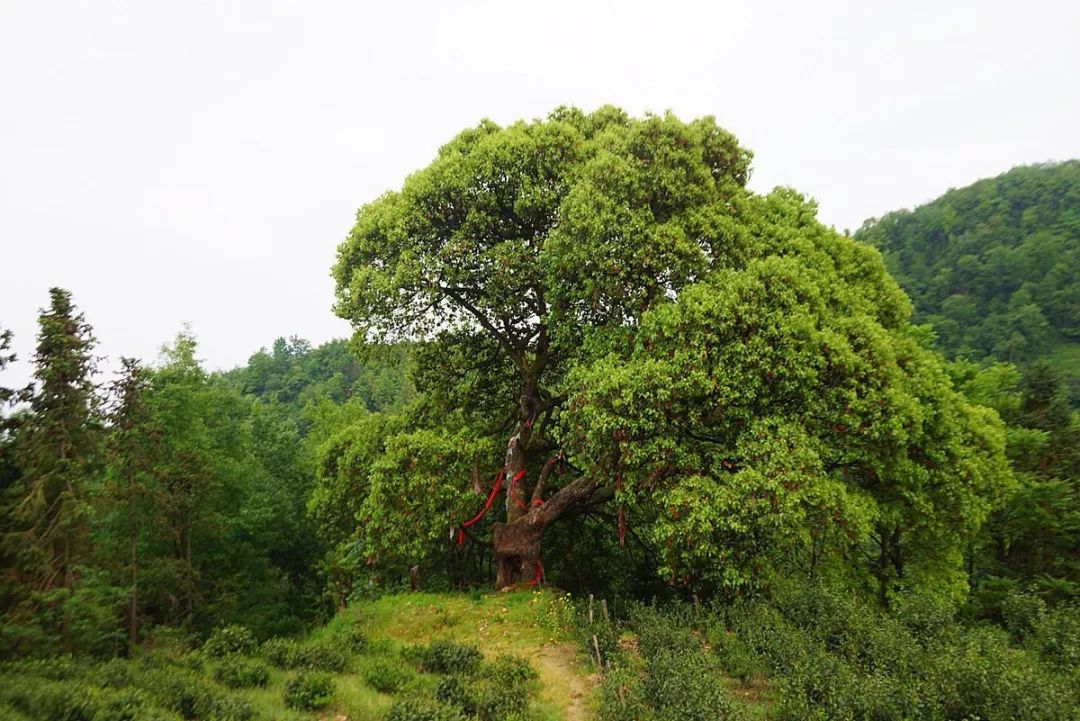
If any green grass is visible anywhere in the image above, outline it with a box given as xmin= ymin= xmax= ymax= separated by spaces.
xmin=343 ymin=590 xmax=591 ymax=720
xmin=0 ymin=590 xmax=594 ymax=721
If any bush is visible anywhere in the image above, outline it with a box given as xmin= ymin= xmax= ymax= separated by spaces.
xmin=925 ymin=627 xmax=1078 ymax=721
xmin=597 ymin=665 xmax=653 ymax=721
xmin=418 ymin=640 xmax=483 ymax=675
xmin=0 ymin=677 xmax=102 ymax=721
xmin=363 ymin=658 xmax=414 ymax=694
xmin=92 ymin=688 xmax=180 ymax=721
xmin=202 ymin=625 xmax=257 ymax=658
xmin=142 ymin=667 xmax=255 ymax=721
xmin=482 ymin=654 xmax=537 ymax=689
xmin=644 ymin=649 xmax=746 ymax=721
xmin=575 ymin=599 xmax=621 ymax=667
xmin=212 ymin=657 xmax=270 ymax=689
xmin=1032 ymin=602 xmax=1080 ymax=669
xmin=259 ymin=637 xmax=298 ymax=667
xmin=627 ymin=605 xmax=699 ymax=661
xmin=706 ymin=626 xmax=767 ymax=681
xmin=283 ymin=672 xmax=334 ymax=711
xmin=290 ymin=640 xmax=350 ymax=672
xmin=385 ymin=695 xmax=464 ymax=721
xmin=471 ymin=679 xmax=527 ymax=721
xmin=434 ymin=676 xmax=476 ymax=715
xmin=342 ymin=625 xmax=368 ymax=654
xmin=1002 ymin=591 xmax=1047 ymax=642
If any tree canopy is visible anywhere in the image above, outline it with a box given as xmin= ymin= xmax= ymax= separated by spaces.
xmin=856 ymin=161 xmax=1080 ymax=403
xmin=330 ymin=106 xmax=1011 ymax=598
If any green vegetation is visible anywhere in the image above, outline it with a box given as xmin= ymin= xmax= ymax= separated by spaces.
xmin=1 ymin=107 xmax=1078 ymax=718
xmin=590 ymin=584 xmax=1080 ymax=721
xmin=0 ymin=592 xmax=566 ymax=721
xmin=856 ymin=161 xmax=1080 ymax=400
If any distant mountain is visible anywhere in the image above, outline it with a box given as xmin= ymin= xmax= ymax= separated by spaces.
xmin=856 ymin=161 xmax=1080 ymax=402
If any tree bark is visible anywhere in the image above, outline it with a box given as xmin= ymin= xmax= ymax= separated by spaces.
xmin=128 ymin=469 xmax=138 ymax=651
xmin=493 ymin=474 xmax=610 ymax=588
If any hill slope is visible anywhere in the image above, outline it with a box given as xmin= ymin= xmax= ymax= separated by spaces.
xmin=855 ymin=161 xmax=1080 ymax=398
xmin=0 ymin=590 xmax=596 ymax=721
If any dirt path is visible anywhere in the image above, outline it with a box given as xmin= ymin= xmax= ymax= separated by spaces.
xmin=532 ymin=642 xmax=595 ymax=721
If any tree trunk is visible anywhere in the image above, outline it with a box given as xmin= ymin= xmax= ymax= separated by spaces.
xmin=493 ymin=518 xmax=543 ymax=588
xmin=492 ymin=474 xmax=611 ymax=589
xmin=128 ymin=472 xmax=138 ymax=651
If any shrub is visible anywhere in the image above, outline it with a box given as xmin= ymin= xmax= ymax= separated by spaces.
xmin=435 ymin=676 xmax=476 ymax=715
xmin=575 ymin=599 xmax=621 ymax=666
xmin=472 ymin=682 xmax=526 ymax=721
xmin=1001 ymin=591 xmax=1047 ymax=642
xmin=384 ymin=695 xmax=463 ymax=721
xmin=596 ymin=665 xmax=652 ymax=721
xmin=925 ymin=627 xmax=1078 ymax=721
xmin=419 ymin=640 xmax=483 ymax=675
xmin=291 ymin=640 xmax=350 ymax=672
xmin=644 ymin=649 xmax=746 ymax=721
xmin=706 ymin=626 xmax=767 ymax=681
xmin=363 ymin=658 xmax=414 ymax=694
xmin=1032 ymin=602 xmax=1080 ymax=669
xmin=212 ymin=657 xmax=270 ymax=689
xmin=627 ymin=605 xmax=699 ymax=661
xmin=92 ymin=688 xmax=180 ymax=721
xmin=0 ymin=677 xmax=101 ymax=721
xmin=142 ymin=667 xmax=255 ymax=721
xmin=482 ymin=654 xmax=537 ymax=689
xmin=97 ymin=659 xmax=137 ymax=689
xmin=283 ymin=672 xmax=334 ymax=711
xmin=343 ymin=626 xmax=368 ymax=654
xmin=260 ymin=637 xmax=298 ymax=667
xmin=203 ymin=625 xmax=257 ymax=658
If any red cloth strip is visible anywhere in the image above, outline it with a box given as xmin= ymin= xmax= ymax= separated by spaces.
xmin=521 ymin=559 xmax=544 ymax=587
xmin=461 ymin=470 xmax=505 ymax=529
xmin=507 ymin=468 xmax=528 ymax=511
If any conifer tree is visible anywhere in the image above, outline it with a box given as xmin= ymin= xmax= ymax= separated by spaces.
xmin=103 ymin=357 xmax=157 ymax=651
xmin=13 ymin=288 xmax=101 ymax=652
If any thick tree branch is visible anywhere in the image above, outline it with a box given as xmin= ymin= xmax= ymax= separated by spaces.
xmin=530 ymin=454 xmax=562 ymax=505
xmin=438 ymin=286 xmax=526 ymax=371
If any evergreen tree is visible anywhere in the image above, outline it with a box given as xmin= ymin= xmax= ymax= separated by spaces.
xmin=8 ymin=288 xmax=102 ymax=653
xmin=102 ymin=358 xmax=158 ymax=651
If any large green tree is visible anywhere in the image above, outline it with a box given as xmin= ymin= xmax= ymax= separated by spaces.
xmin=331 ymin=107 xmax=1010 ymax=595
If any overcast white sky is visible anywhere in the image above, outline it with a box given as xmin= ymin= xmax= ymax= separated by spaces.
xmin=2 ymin=0 xmax=1078 ymax=389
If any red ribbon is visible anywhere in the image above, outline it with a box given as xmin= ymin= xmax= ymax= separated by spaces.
xmin=507 ymin=468 xmax=529 ymax=511
xmin=461 ymin=469 xmax=505 ymax=532
xmin=521 ymin=559 xmax=544 ymax=587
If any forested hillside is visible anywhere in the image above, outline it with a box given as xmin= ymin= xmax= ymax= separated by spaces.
xmin=856 ymin=161 xmax=1080 ymax=402
xmin=1 ymin=108 xmax=1078 ymax=720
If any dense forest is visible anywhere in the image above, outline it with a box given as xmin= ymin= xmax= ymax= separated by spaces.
xmin=856 ymin=161 xmax=1080 ymax=403
xmin=1 ymin=108 xmax=1078 ymax=720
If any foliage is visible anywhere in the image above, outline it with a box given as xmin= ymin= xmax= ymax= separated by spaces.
xmin=211 ymin=656 xmax=270 ymax=688
xmin=1 ymin=289 xmax=103 ymax=656
xmin=282 ymin=671 xmax=334 ymax=710
xmin=362 ymin=657 xmax=415 ymax=693
xmin=385 ymin=695 xmax=465 ymax=721
xmin=288 ymin=639 xmax=350 ymax=672
xmin=417 ymin=639 xmax=483 ymax=675
xmin=258 ymin=636 xmax=296 ymax=667
xmin=221 ymin=337 xmax=415 ymax=418
xmin=856 ymin=161 xmax=1080 ymax=400
xmin=330 ymin=106 xmax=1011 ymax=601
xmin=202 ymin=625 xmax=257 ymax=657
